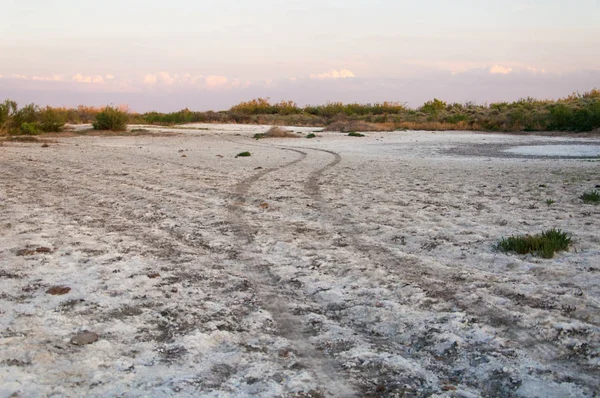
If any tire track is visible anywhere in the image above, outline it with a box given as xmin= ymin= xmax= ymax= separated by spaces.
xmin=224 ymin=139 xmax=357 ymax=397
xmin=299 ymin=147 xmax=600 ymax=394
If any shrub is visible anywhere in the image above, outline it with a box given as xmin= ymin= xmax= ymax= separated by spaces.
xmin=263 ymin=126 xmax=298 ymax=138
xmin=236 ymin=151 xmax=251 ymax=157
xmin=39 ymin=107 xmax=67 ymax=132
xmin=20 ymin=122 xmax=40 ymax=135
xmin=496 ymin=229 xmax=571 ymax=259
xmin=347 ymin=131 xmax=365 ymax=137
xmin=420 ymin=98 xmax=447 ymax=115
xmin=545 ymin=199 xmax=555 ymax=206
xmin=0 ymin=100 xmax=17 ymax=132
xmin=306 ymin=133 xmax=316 ymax=139
xmin=92 ymin=106 xmax=128 ymax=131
xmin=580 ymin=189 xmax=600 ymax=204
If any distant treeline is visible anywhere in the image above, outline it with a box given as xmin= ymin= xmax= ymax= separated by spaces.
xmin=1 ymin=89 xmax=599 ymax=135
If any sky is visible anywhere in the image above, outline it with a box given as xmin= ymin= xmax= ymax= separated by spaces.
xmin=1 ymin=0 xmax=599 ymax=112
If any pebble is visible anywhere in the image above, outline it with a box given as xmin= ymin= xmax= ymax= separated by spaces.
xmin=46 ymin=286 xmax=71 ymax=295
xmin=70 ymin=331 xmax=99 ymax=345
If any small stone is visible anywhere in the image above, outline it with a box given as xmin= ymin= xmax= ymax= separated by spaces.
xmin=171 ymin=287 xmax=178 ymax=293
xmin=147 ymin=272 xmax=160 ymax=279
xmin=70 ymin=331 xmax=99 ymax=345
xmin=260 ymin=202 xmax=269 ymax=209
xmin=442 ymin=385 xmax=457 ymax=391
xmin=181 ymin=154 xmax=187 ymax=158
xmin=46 ymin=286 xmax=71 ymax=295
xmin=36 ymin=247 xmax=52 ymax=253
xmin=41 ymin=143 xmax=49 ymax=148
xmin=16 ymin=249 xmax=35 ymax=256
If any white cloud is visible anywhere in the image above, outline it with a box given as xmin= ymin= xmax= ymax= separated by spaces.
xmin=143 ymin=73 xmax=157 ymax=85
xmin=310 ymin=69 xmax=356 ymax=80
xmin=157 ymin=71 xmax=176 ymax=85
xmin=73 ymin=74 xmax=105 ymax=84
xmin=205 ymin=75 xmax=228 ymax=87
xmin=32 ymin=74 xmax=64 ymax=82
xmin=142 ymin=72 xmax=234 ymax=89
xmin=489 ymin=65 xmax=513 ymax=75
xmin=526 ymin=66 xmax=546 ymax=74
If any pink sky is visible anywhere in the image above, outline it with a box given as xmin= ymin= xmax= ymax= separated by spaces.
xmin=1 ymin=0 xmax=599 ymax=111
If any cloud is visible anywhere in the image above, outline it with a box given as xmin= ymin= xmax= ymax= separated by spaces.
xmin=205 ymin=75 xmax=228 ymax=88
xmin=310 ymin=69 xmax=356 ymax=80
xmin=143 ymin=73 xmax=157 ymax=85
xmin=489 ymin=65 xmax=513 ymax=75
xmin=142 ymin=72 xmax=232 ymax=89
xmin=105 ymin=74 xmax=115 ymax=80
xmin=32 ymin=74 xmax=64 ymax=82
xmin=73 ymin=74 xmax=105 ymax=84
xmin=157 ymin=71 xmax=176 ymax=85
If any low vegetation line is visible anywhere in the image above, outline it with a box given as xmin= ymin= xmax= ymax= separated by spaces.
xmin=1 ymin=89 xmax=599 ymax=136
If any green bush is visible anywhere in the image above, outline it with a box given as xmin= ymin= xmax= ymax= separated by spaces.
xmin=235 ymin=151 xmax=251 ymax=157
xmin=306 ymin=133 xmax=316 ymax=139
xmin=92 ymin=106 xmax=128 ymax=131
xmin=39 ymin=107 xmax=67 ymax=132
xmin=0 ymin=100 xmax=17 ymax=131
xmin=20 ymin=122 xmax=40 ymax=135
xmin=347 ymin=131 xmax=365 ymax=137
xmin=496 ymin=229 xmax=571 ymax=259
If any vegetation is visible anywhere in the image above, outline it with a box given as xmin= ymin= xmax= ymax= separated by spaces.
xmin=92 ymin=106 xmax=128 ymax=131
xmin=496 ymin=229 xmax=571 ymax=259
xmin=2 ymin=89 xmax=600 ymax=135
xmin=235 ymin=151 xmax=251 ymax=157
xmin=545 ymin=199 xmax=555 ymax=206
xmin=0 ymin=100 xmax=67 ymax=135
xmin=306 ymin=133 xmax=317 ymax=139
xmin=580 ymin=189 xmax=600 ymax=204
xmin=348 ymin=132 xmax=365 ymax=137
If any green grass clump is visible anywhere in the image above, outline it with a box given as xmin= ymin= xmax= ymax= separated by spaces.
xmin=496 ymin=229 xmax=571 ymax=259
xmin=306 ymin=133 xmax=316 ymax=139
xmin=347 ymin=131 xmax=365 ymax=137
xmin=580 ymin=189 xmax=600 ymax=204
xmin=20 ymin=122 xmax=40 ymax=135
xmin=253 ymin=133 xmax=265 ymax=140
xmin=236 ymin=151 xmax=251 ymax=157
xmin=545 ymin=199 xmax=555 ymax=206
xmin=92 ymin=106 xmax=128 ymax=131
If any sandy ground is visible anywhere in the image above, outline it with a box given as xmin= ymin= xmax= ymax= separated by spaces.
xmin=1 ymin=126 xmax=599 ymax=397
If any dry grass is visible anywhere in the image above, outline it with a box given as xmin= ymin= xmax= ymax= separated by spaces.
xmin=1 ymin=136 xmax=57 ymax=144
xmin=51 ymin=129 xmax=180 ymax=138
xmin=396 ymin=121 xmax=481 ymax=131
xmin=256 ymin=126 xmax=300 ymax=139
xmin=323 ymin=121 xmax=396 ymax=132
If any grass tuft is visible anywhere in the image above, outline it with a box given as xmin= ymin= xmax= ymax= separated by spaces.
xmin=306 ymin=133 xmax=317 ymax=139
xmin=496 ymin=228 xmax=571 ymax=259
xmin=580 ymin=189 xmax=600 ymax=204
xmin=545 ymin=199 xmax=555 ymax=206
xmin=347 ymin=131 xmax=365 ymax=137
xmin=236 ymin=151 xmax=251 ymax=158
